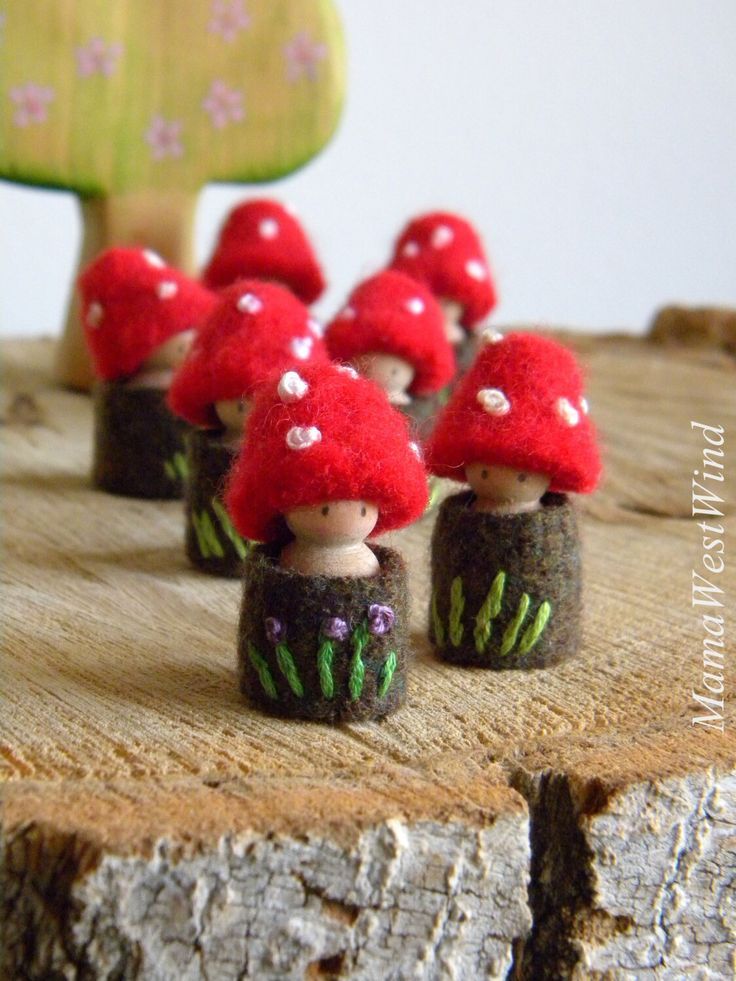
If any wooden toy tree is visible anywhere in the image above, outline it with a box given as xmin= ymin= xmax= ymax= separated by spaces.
xmin=0 ymin=0 xmax=345 ymax=388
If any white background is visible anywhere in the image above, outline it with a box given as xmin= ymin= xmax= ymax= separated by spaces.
xmin=1 ymin=0 xmax=735 ymax=337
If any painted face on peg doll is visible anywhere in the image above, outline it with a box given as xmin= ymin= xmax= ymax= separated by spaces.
xmin=282 ymin=500 xmax=380 ymax=577
xmin=135 ymin=329 xmax=195 ymax=388
xmin=214 ymin=398 xmax=251 ymax=439
xmin=326 ymin=271 xmax=454 ymax=407
xmin=439 ymin=299 xmax=466 ymax=344
xmin=352 ymin=353 xmax=415 ymax=406
xmin=465 ymin=463 xmax=551 ymax=515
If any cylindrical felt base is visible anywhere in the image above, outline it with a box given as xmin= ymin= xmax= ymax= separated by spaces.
xmin=238 ymin=545 xmax=409 ymax=722
xmin=185 ymin=429 xmax=249 ymax=577
xmin=429 ymin=491 xmax=581 ymax=669
xmin=92 ymin=381 xmax=189 ymax=499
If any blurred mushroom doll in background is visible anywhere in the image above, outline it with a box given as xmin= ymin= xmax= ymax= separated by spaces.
xmin=168 ymin=281 xmax=329 ymax=576
xmin=326 ymin=270 xmax=455 ymax=426
xmin=79 ymin=248 xmax=216 ymax=498
xmin=225 ymin=362 xmax=428 ymax=722
xmin=425 ymin=332 xmax=601 ymax=669
xmin=201 ymin=198 xmax=326 ymax=305
xmin=389 ymin=211 xmax=498 ymax=373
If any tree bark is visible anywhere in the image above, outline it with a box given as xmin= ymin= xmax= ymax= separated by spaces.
xmin=54 ymin=190 xmax=198 ymax=391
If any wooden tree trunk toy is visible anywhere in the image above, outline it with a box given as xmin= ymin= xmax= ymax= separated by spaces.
xmin=425 ymin=332 xmax=601 ymax=668
xmin=168 ymin=281 xmax=329 ymax=575
xmin=202 ymin=198 xmax=326 ymax=302
xmin=225 ymin=363 xmax=428 ymax=721
xmin=79 ymin=247 xmax=217 ymax=497
xmin=388 ymin=211 xmax=498 ymax=379
xmin=326 ymin=270 xmax=455 ymax=430
xmin=0 ymin=0 xmax=345 ymax=390
xmin=649 ymin=304 xmax=736 ymax=355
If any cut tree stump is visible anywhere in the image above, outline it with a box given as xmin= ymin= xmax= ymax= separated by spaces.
xmin=1 ymin=335 xmax=734 ymax=980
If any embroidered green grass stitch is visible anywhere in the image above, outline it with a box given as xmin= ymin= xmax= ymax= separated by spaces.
xmin=248 ymin=644 xmax=277 ymax=699
xmin=191 ymin=512 xmax=212 ymax=558
xmin=211 ymin=497 xmax=248 ymax=560
xmin=517 ymin=600 xmax=552 ymax=655
xmin=349 ymin=622 xmax=369 ymax=701
xmin=275 ymin=642 xmax=304 ymax=697
xmin=449 ymin=577 xmax=465 ymax=647
xmin=424 ymin=476 xmax=443 ymax=514
xmin=431 ymin=591 xmax=445 ymax=646
xmin=378 ymin=650 xmax=398 ymax=698
xmin=473 ymin=571 xmax=506 ymax=654
xmin=164 ymin=459 xmax=177 ymax=481
xmin=317 ymin=638 xmax=335 ymax=699
xmin=500 ymin=593 xmax=531 ymax=656
xmin=198 ymin=510 xmax=225 ymax=559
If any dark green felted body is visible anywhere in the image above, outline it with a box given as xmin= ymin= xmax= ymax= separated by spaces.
xmin=92 ymin=381 xmax=189 ymax=499
xmin=184 ymin=429 xmax=249 ymax=578
xmin=238 ymin=545 xmax=409 ymax=722
xmin=429 ymin=491 xmax=581 ymax=669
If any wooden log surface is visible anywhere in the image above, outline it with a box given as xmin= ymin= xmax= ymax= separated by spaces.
xmin=1 ymin=335 xmax=734 ymax=979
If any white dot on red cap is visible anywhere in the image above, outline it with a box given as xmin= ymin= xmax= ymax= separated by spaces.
xmin=156 ymin=280 xmax=178 ymax=300
xmin=402 ymin=241 xmax=420 ymax=258
xmin=237 ymin=292 xmax=263 ymax=314
xmin=580 ymin=396 xmax=589 ymax=415
xmin=142 ymin=249 xmax=165 ymax=268
xmin=307 ymin=318 xmax=324 ymax=338
xmin=409 ymin=441 xmax=422 ymax=460
xmin=556 ymin=397 xmax=580 ymax=427
xmin=466 ymin=259 xmax=487 ymax=281
xmin=480 ymin=328 xmax=503 ymax=345
xmin=86 ymin=302 xmax=103 ymax=328
xmin=291 ymin=336 xmax=313 ymax=360
xmin=278 ymin=370 xmax=309 ymax=403
xmin=341 ymin=305 xmax=356 ymax=320
xmin=259 ymin=218 xmax=279 ymax=239
xmin=477 ymin=387 xmax=510 ymax=416
xmin=336 ymin=365 xmax=358 ymax=379
xmin=405 ymin=297 xmax=424 ymax=315
xmin=431 ymin=225 xmax=454 ymax=249
xmin=286 ymin=425 xmax=322 ymax=451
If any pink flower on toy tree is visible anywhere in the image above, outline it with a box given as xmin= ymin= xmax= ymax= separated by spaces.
xmin=284 ymin=31 xmax=327 ymax=82
xmin=10 ymin=83 xmax=54 ymax=128
xmin=208 ymin=0 xmax=251 ymax=42
xmin=76 ymin=38 xmax=123 ymax=79
xmin=145 ymin=115 xmax=184 ymax=161
xmin=202 ymin=80 xmax=245 ymax=129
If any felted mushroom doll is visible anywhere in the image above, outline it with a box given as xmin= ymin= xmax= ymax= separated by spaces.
xmin=78 ymin=247 xmax=217 ymax=498
xmin=425 ymin=332 xmax=601 ymax=669
xmin=225 ymin=361 xmax=428 ymax=722
xmin=167 ymin=280 xmax=329 ymax=576
xmin=201 ymin=198 xmax=326 ymax=304
xmin=325 ymin=270 xmax=455 ymax=424
xmin=389 ymin=211 xmax=497 ymax=368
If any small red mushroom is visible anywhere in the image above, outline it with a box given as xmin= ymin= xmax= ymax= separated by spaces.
xmin=226 ymin=362 xmax=428 ymax=576
xmin=325 ymin=270 xmax=455 ymax=405
xmin=388 ymin=211 xmax=497 ymax=342
xmin=78 ymin=247 xmax=217 ymax=386
xmin=425 ymin=332 xmax=601 ymax=513
xmin=201 ymin=198 xmax=326 ymax=304
xmin=168 ymin=280 xmax=329 ymax=441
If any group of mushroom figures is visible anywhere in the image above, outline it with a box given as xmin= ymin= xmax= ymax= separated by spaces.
xmin=79 ymin=200 xmax=602 ymax=723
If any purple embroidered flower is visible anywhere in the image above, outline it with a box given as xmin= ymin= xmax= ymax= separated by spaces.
xmin=322 ymin=617 xmax=349 ymax=641
xmin=265 ymin=617 xmax=285 ymax=645
xmin=367 ymin=604 xmax=395 ymax=636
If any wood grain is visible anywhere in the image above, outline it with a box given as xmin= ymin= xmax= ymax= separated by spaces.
xmin=1 ymin=336 xmax=734 ymax=979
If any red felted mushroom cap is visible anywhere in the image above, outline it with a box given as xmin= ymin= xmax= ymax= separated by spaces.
xmin=78 ymin=248 xmax=218 ymax=381
xmin=201 ymin=198 xmax=326 ymax=304
xmin=425 ymin=332 xmax=602 ymax=493
xmin=226 ymin=362 xmax=429 ymax=542
xmin=389 ymin=211 xmax=497 ymax=330
xmin=325 ymin=271 xmax=455 ymax=396
xmin=168 ymin=281 xmax=329 ymax=428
